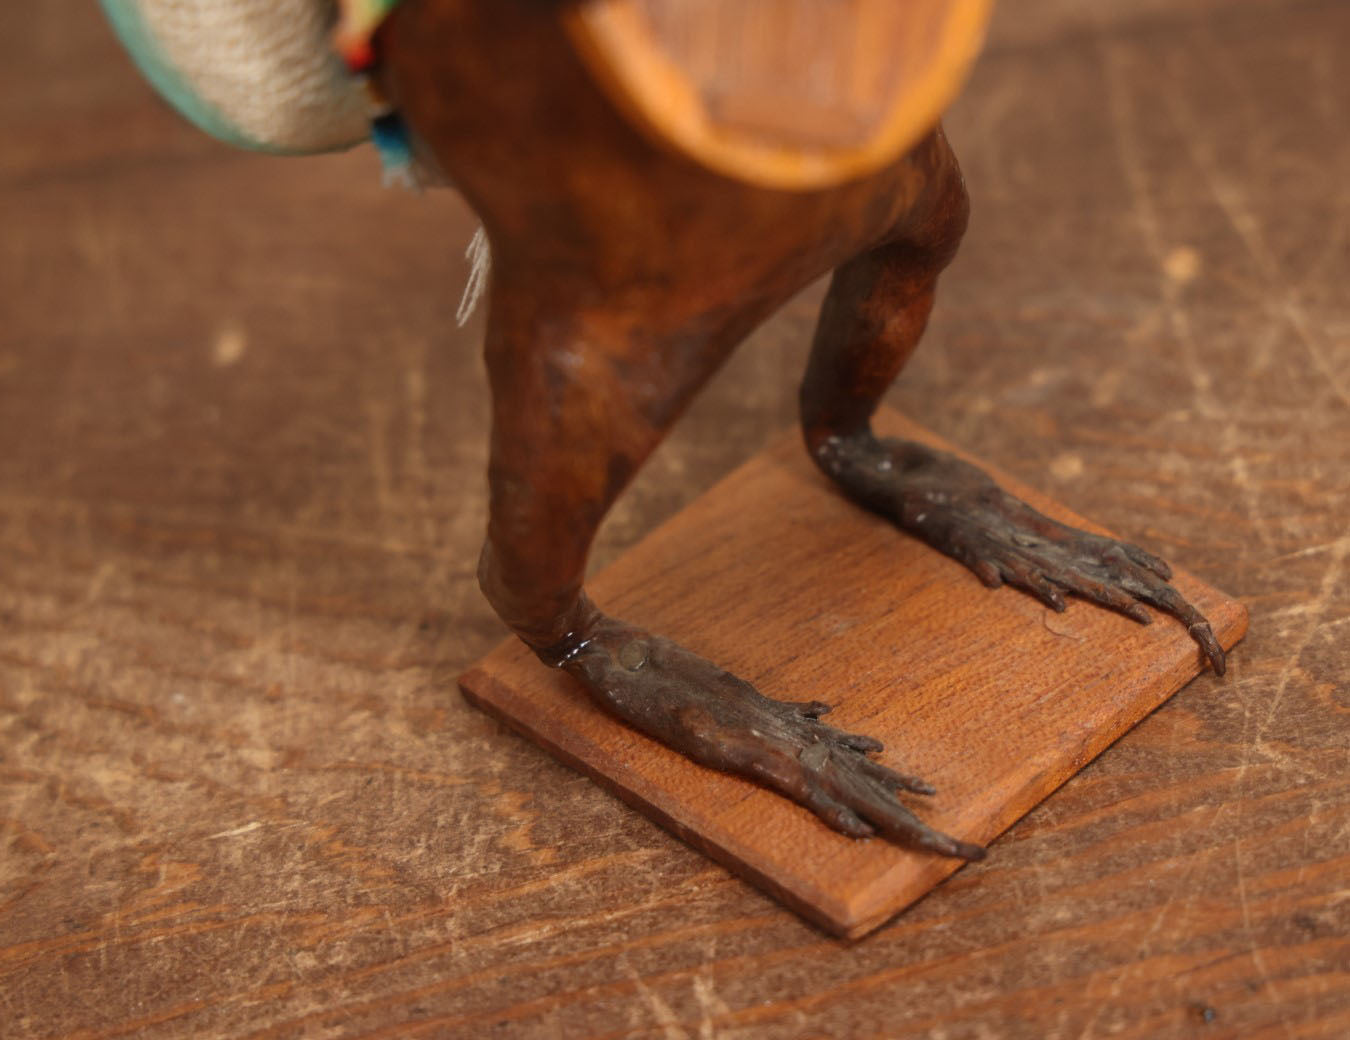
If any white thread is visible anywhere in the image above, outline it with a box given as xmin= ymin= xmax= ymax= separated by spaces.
xmin=456 ymin=225 xmax=491 ymax=327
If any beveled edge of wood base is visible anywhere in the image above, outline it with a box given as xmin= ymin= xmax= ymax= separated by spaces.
xmin=458 ymin=667 xmax=861 ymax=935
xmin=457 ymin=411 xmax=1250 ymax=939
xmin=460 ymin=593 xmax=1247 ymax=939
xmin=849 ymin=603 xmax=1248 ymax=936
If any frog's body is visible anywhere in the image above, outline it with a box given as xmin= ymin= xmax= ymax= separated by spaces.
xmin=104 ymin=0 xmax=1225 ymax=860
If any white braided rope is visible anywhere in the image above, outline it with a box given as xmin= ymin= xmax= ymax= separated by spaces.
xmin=111 ymin=1 xmax=492 ymax=322
xmin=124 ymin=0 xmax=368 ymax=152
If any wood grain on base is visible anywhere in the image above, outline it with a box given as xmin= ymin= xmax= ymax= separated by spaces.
xmin=459 ymin=409 xmax=1248 ymax=938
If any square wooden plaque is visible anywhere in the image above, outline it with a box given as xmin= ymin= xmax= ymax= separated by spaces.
xmin=459 ymin=410 xmax=1248 ymax=938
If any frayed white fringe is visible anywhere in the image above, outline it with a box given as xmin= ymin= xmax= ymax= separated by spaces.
xmin=456 ymin=225 xmax=491 ymax=327
xmin=381 ymin=162 xmax=419 ymax=191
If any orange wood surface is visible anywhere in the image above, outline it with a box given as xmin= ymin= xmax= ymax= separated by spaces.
xmin=460 ymin=409 xmax=1248 ymax=937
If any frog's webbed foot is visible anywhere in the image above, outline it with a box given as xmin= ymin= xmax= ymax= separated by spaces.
xmin=816 ymin=435 xmax=1226 ymax=675
xmin=562 ymin=617 xmax=985 ymax=860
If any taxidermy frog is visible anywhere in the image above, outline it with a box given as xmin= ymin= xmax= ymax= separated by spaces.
xmin=100 ymin=0 xmax=1226 ymax=861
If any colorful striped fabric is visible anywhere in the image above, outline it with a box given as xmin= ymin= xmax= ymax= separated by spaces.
xmin=334 ymin=0 xmax=405 ymax=73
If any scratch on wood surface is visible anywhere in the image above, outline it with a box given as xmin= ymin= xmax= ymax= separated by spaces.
xmin=1160 ymin=48 xmax=1350 ymax=414
xmin=0 ymin=491 xmax=471 ymax=563
xmin=206 ymin=821 xmax=263 ymax=840
xmin=1098 ymin=38 xmax=1275 ymax=549
xmin=400 ymin=338 xmax=436 ymax=549
xmin=365 ymin=399 xmax=397 ymax=528
xmin=1075 ymin=852 xmax=1198 ymax=1040
xmin=1233 ymin=838 xmax=1286 ymax=1020
xmin=72 ymin=889 xmax=730 ymax=1040
xmin=692 ymin=959 xmax=731 ymax=1040
xmin=1303 ymin=39 xmax=1350 ymax=281
xmin=83 ymin=561 xmax=118 ymax=603
xmin=374 ymin=337 xmax=466 ymax=668
xmin=484 ymin=784 xmax=558 ymax=866
xmin=1254 ymin=535 xmax=1347 ymax=746
xmin=620 ymin=955 xmax=689 ymax=1040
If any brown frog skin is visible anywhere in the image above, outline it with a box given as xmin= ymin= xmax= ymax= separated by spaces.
xmin=376 ymin=0 xmax=1226 ymax=860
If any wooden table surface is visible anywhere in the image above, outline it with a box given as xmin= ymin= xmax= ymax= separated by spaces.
xmin=2 ymin=1 xmax=1346 ymax=1037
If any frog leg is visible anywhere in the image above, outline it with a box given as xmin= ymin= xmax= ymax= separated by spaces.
xmin=801 ymin=132 xmax=1225 ymax=674
xmin=476 ymin=248 xmax=985 ymax=861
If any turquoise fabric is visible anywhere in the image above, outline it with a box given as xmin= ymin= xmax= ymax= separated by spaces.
xmin=98 ymin=0 xmax=268 ymax=150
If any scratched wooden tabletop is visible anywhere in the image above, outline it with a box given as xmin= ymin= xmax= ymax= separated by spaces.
xmin=2 ymin=1 xmax=1346 ymax=1037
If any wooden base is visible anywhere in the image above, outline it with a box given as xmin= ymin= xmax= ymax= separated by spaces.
xmin=459 ymin=410 xmax=1247 ymax=939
